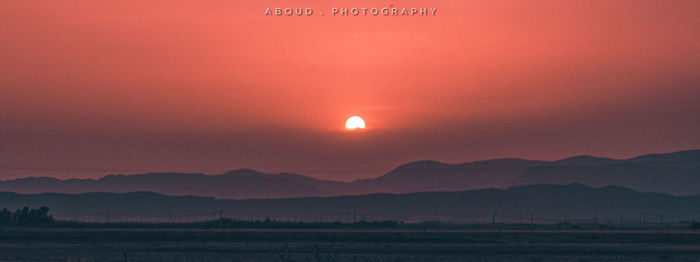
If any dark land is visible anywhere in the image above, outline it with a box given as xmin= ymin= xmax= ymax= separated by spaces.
xmin=1 ymin=183 xmax=698 ymax=223
xmin=1 ymin=185 xmax=698 ymax=261
xmin=1 ymin=226 xmax=699 ymax=262
xmin=1 ymin=149 xmax=698 ymax=261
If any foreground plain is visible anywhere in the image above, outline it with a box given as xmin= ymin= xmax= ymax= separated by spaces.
xmin=0 ymin=228 xmax=699 ymax=261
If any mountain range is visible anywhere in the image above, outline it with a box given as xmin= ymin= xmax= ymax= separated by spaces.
xmin=0 ymin=184 xmax=697 ymax=223
xmin=0 ymin=149 xmax=698 ymax=198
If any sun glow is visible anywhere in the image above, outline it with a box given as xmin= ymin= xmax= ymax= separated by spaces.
xmin=345 ymin=116 xmax=366 ymax=130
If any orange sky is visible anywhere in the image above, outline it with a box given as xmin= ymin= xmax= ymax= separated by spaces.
xmin=1 ymin=0 xmax=699 ymax=181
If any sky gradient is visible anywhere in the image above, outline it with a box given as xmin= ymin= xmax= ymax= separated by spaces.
xmin=1 ymin=0 xmax=699 ymax=181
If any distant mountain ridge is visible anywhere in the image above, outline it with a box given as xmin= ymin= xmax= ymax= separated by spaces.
xmin=1 ymin=149 xmax=698 ymax=198
xmin=0 ymin=184 xmax=697 ymax=223
xmin=0 ymin=169 xmax=339 ymax=199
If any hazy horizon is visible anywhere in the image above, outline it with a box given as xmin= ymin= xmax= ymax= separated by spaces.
xmin=1 ymin=148 xmax=698 ymax=182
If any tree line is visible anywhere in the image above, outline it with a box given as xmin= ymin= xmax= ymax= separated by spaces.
xmin=0 ymin=206 xmax=54 ymax=226
xmin=0 ymin=206 xmax=698 ymax=230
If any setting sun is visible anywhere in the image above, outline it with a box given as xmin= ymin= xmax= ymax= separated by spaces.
xmin=345 ymin=116 xmax=366 ymax=130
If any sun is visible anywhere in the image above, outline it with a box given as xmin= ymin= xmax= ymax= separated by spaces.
xmin=345 ymin=116 xmax=366 ymax=130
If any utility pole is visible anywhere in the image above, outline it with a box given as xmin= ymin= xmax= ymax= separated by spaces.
xmin=530 ymin=212 xmax=534 ymax=225
xmin=491 ymin=213 xmax=496 ymax=228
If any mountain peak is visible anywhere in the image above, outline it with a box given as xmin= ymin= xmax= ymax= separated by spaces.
xmin=222 ymin=168 xmax=263 ymax=176
xmin=553 ymin=155 xmax=617 ymax=166
xmin=392 ymin=160 xmax=447 ymax=172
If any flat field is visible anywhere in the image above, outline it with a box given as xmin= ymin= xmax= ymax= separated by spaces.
xmin=0 ymin=228 xmax=698 ymax=261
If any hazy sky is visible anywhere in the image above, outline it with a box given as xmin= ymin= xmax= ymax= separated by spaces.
xmin=1 ymin=0 xmax=699 ymax=181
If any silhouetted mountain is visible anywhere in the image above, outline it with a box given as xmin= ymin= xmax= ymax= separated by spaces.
xmin=350 ymin=158 xmax=548 ymax=194
xmin=512 ymin=164 xmax=700 ymax=195
xmin=0 ymin=169 xmax=333 ymax=199
xmin=1 ymin=149 xmax=698 ymax=198
xmin=628 ymin=149 xmax=700 ymax=167
xmin=510 ymin=150 xmax=700 ymax=195
xmin=0 ymin=184 xmax=697 ymax=224
xmin=552 ymin=155 xmax=618 ymax=166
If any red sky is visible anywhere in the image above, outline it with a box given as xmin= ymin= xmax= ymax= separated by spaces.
xmin=1 ymin=0 xmax=699 ymax=181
